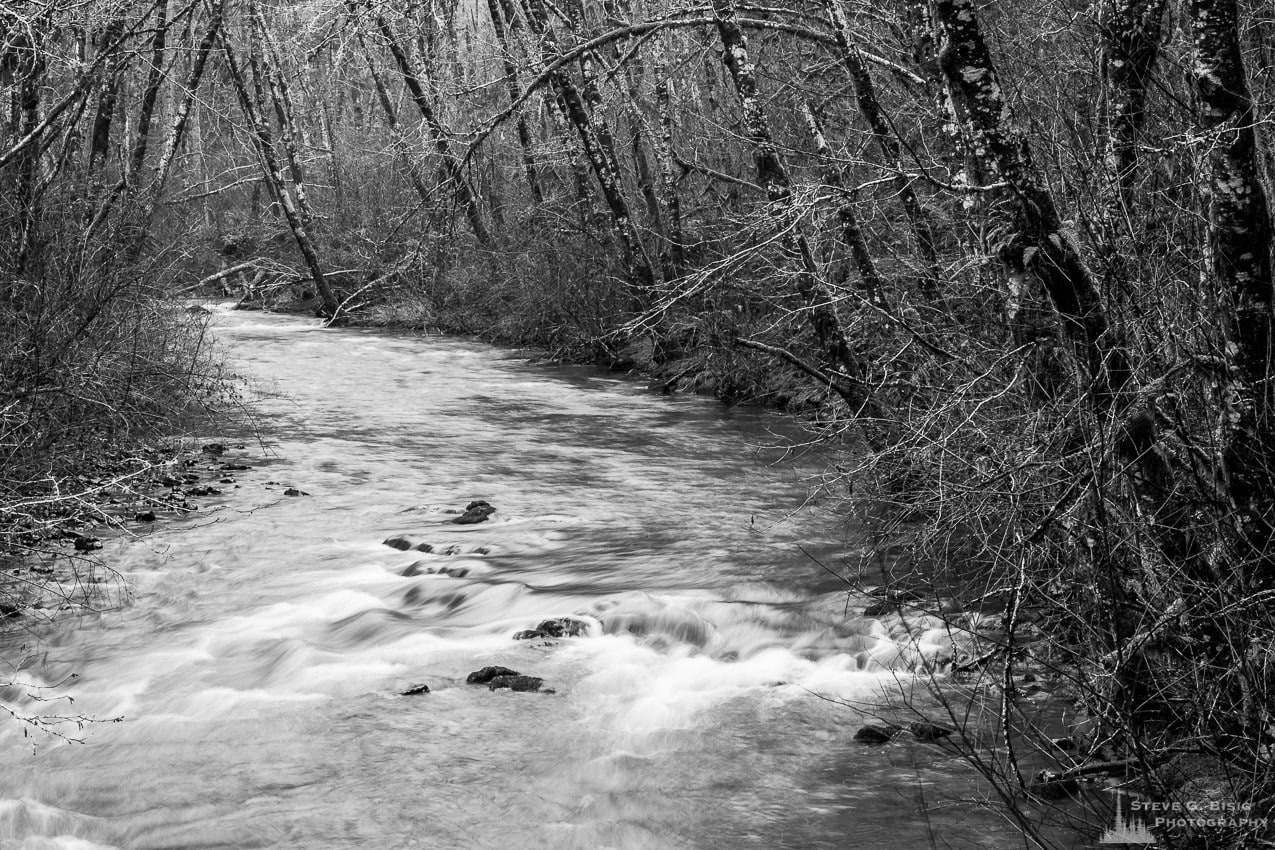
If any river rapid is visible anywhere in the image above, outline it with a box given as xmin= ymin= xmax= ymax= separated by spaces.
xmin=0 ymin=307 xmax=1019 ymax=849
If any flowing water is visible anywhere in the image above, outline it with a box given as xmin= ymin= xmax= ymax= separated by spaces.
xmin=0 ymin=308 xmax=1021 ymax=849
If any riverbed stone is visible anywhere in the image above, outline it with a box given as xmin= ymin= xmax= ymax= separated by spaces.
xmin=384 ymin=536 xmax=413 ymax=551
xmin=514 ymin=617 xmax=590 ymax=641
xmin=135 ymin=510 xmax=157 ymax=522
xmin=488 ymin=675 xmax=544 ymax=692
xmin=853 ymin=724 xmax=898 ymax=744
xmin=414 ymin=542 xmax=434 ymax=553
xmin=466 ymin=666 xmax=521 ymax=684
xmin=400 ymin=683 xmax=430 ymax=696
xmin=452 ymin=500 xmax=496 ymax=525
xmin=401 ymin=561 xmax=428 ymax=577
xmin=907 ymin=721 xmax=952 ymax=742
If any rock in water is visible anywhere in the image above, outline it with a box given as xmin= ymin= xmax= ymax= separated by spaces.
xmin=400 ymin=683 xmax=431 ymax=696
xmin=414 ymin=542 xmax=434 ymax=553
xmin=853 ymin=725 xmax=898 ymax=744
xmin=73 ymin=536 xmax=103 ymax=552
xmin=452 ymin=500 xmax=496 ymax=525
xmin=383 ymin=536 xmax=413 ymax=551
xmin=135 ymin=510 xmax=157 ymax=522
xmin=466 ymin=666 xmax=521 ymax=684
xmin=201 ymin=443 xmax=226 ymax=456
xmin=513 ymin=617 xmax=590 ymax=640
xmin=907 ymin=721 xmax=952 ymax=742
xmin=488 ymin=675 xmax=543 ymax=692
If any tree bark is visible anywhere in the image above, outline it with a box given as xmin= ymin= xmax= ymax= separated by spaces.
xmin=823 ymin=0 xmax=938 ymax=292
xmin=371 ymin=10 xmax=492 ymax=246
xmin=218 ymin=20 xmax=340 ymax=317
xmin=710 ymin=0 xmax=871 ymax=412
xmin=800 ymin=101 xmax=888 ymax=309
xmin=930 ymin=0 xmax=1130 ymax=403
xmin=522 ymin=0 xmax=657 ymax=288
xmin=486 ymin=0 xmax=543 ymax=205
xmin=1191 ymin=0 xmax=1275 ymax=585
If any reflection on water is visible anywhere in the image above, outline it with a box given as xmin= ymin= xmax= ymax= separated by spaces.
xmin=0 ymin=308 xmax=1012 ymax=849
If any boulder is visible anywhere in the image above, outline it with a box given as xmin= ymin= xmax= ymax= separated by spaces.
xmin=907 ymin=721 xmax=952 ymax=742
xmin=466 ymin=666 xmax=521 ymax=684
xmin=400 ymin=683 xmax=431 ymax=696
xmin=414 ymin=542 xmax=434 ymax=553
xmin=1029 ymin=772 xmax=1079 ymax=800
xmin=488 ymin=675 xmax=544 ymax=693
xmin=452 ymin=500 xmax=496 ymax=525
xmin=853 ymin=724 xmax=898 ymax=744
xmin=72 ymin=536 xmax=103 ymax=552
xmin=513 ymin=617 xmax=590 ymax=641
xmin=383 ymin=536 xmax=413 ymax=551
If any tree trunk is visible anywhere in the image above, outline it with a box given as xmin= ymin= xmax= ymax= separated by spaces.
xmin=218 ymin=20 xmax=340 ymax=318
xmin=1191 ymin=0 xmax=1275 ymax=586
xmin=823 ymin=0 xmax=938 ymax=292
xmin=654 ymin=66 xmax=684 ymax=271
xmin=800 ymin=101 xmax=887 ymax=309
xmin=710 ymin=0 xmax=870 ymax=412
xmin=1100 ymin=0 xmax=1168 ymax=207
xmin=485 ymin=0 xmax=543 ymax=205
xmin=372 ymin=11 xmax=492 ymax=246
xmin=522 ymin=0 xmax=657 ymax=288
xmin=930 ymin=0 xmax=1130 ymax=403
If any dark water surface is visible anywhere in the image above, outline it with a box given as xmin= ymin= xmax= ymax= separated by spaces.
xmin=0 ymin=308 xmax=1019 ymax=849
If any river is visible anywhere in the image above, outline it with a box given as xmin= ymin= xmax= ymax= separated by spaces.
xmin=0 ymin=307 xmax=1021 ymax=849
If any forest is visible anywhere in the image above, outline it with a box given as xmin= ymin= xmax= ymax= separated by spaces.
xmin=1 ymin=0 xmax=1274 ymax=846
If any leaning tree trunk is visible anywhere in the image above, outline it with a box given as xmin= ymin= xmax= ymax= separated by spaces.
xmin=800 ymin=102 xmax=888 ymax=309
xmin=1191 ymin=0 xmax=1275 ymax=588
xmin=654 ymin=63 xmax=684 ymax=272
xmin=823 ymin=0 xmax=938 ymax=292
xmin=1100 ymin=0 xmax=1168 ymax=208
xmin=709 ymin=0 xmax=871 ymax=413
xmin=218 ymin=23 xmax=340 ymax=318
xmin=371 ymin=10 xmax=492 ymax=246
xmin=930 ymin=0 xmax=1130 ymax=404
xmin=522 ymin=0 xmax=657 ymax=289
xmin=485 ymin=0 xmax=543 ymax=205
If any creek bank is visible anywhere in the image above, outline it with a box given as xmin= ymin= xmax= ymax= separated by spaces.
xmin=223 ymin=284 xmax=828 ymax=411
xmin=0 ymin=440 xmax=308 ymax=623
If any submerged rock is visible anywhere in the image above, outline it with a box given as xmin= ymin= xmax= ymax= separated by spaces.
xmin=201 ymin=443 xmax=226 ymax=456
xmin=72 ymin=536 xmax=102 ymax=552
xmin=853 ymin=724 xmax=899 ymax=744
xmin=452 ymin=500 xmax=496 ymax=525
xmin=283 ymin=487 xmax=309 ymax=497
xmin=488 ymin=675 xmax=544 ymax=692
xmin=514 ymin=617 xmax=590 ymax=641
xmin=466 ymin=666 xmax=521 ymax=685
xmin=400 ymin=683 xmax=431 ymax=696
xmin=135 ymin=510 xmax=157 ymax=522
xmin=383 ymin=536 xmax=413 ymax=551
xmin=401 ymin=562 xmax=469 ymax=579
xmin=907 ymin=721 xmax=952 ymax=742
xmin=414 ymin=542 xmax=434 ymax=553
